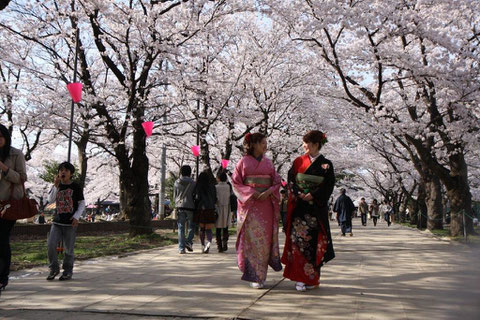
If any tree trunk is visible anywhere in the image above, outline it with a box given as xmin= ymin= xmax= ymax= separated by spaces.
xmin=409 ymin=199 xmax=418 ymax=226
xmin=200 ymin=128 xmax=211 ymax=170
xmin=222 ymin=120 xmax=234 ymax=160
xmin=0 ymin=1 xmax=11 ymax=11
xmin=117 ymin=122 xmax=152 ymax=236
xmin=417 ymin=182 xmax=427 ymax=229
xmin=119 ymin=175 xmax=127 ymax=218
xmin=424 ymin=172 xmax=443 ymax=230
xmin=399 ymin=194 xmax=408 ymax=223
xmin=75 ymin=132 xmax=89 ymax=190
xmin=446 ymin=177 xmax=474 ymax=237
xmin=405 ymin=136 xmax=473 ymax=236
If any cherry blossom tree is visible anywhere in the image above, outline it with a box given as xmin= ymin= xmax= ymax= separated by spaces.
xmin=263 ymin=0 xmax=480 ymax=236
xmin=1 ymin=0 xmax=256 ymax=235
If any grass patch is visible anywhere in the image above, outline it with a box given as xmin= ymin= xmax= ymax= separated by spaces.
xmin=399 ymin=222 xmax=480 ymax=245
xmin=10 ymin=231 xmax=177 ymax=272
xmin=398 ymin=222 xmax=419 ymax=229
xmin=430 ymin=229 xmax=450 ymax=237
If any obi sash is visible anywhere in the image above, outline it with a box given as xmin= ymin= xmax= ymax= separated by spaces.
xmin=244 ymin=175 xmax=272 ymax=192
xmin=296 ymin=173 xmax=324 ymax=193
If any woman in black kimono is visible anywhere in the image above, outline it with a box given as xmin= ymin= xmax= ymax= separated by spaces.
xmin=281 ymin=130 xmax=335 ymax=292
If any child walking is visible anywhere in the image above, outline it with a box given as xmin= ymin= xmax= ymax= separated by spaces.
xmin=46 ymin=162 xmax=85 ymax=281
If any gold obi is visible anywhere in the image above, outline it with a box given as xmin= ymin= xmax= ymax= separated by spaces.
xmin=244 ymin=175 xmax=272 ymax=192
xmin=296 ymin=173 xmax=324 ymax=193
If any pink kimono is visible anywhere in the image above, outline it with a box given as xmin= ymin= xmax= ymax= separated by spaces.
xmin=232 ymin=155 xmax=282 ymax=283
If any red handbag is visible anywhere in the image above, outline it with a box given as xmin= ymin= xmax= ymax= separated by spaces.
xmin=0 ymin=183 xmax=38 ymax=220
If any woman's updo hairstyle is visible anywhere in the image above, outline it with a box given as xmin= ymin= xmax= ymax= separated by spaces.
xmin=303 ymin=130 xmax=328 ymax=149
xmin=243 ymin=132 xmax=266 ymax=156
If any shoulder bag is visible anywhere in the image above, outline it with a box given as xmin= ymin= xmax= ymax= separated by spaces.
xmin=0 ymin=182 xmax=38 ymax=220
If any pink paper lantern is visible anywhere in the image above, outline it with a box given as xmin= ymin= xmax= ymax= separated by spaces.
xmin=221 ymin=159 xmax=229 ymax=169
xmin=67 ymin=82 xmax=83 ymax=103
xmin=281 ymin=180 xmax=287 ymax=187
xmin=191 ymin=145 xmax=200 ymax=157
xmin=142 ymin=121 xmax=153 ymax=137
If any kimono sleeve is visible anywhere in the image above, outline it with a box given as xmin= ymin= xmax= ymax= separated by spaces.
xmin=231 ymin=157 xmax=257 ymax=203
xmin=268 ymin=160 xmax=282 ymax=201
xmin=287 ymin=158 xmax=301 ymax=196
xmin=311 ymin=160 xmax=335 ymax=205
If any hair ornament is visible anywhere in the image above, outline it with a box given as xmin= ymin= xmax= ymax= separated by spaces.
xmin=245 ymin=132 xmax=252 ymax=143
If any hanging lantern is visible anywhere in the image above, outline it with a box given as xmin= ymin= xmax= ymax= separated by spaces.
xmin=67 ymin=82 xmax=83 ymax=103
xmin=142 ymin=121 xmax=153 ymax=137
xmin=191 ymin=145 xmax=200 ymax=157
xmin=221 ymin=159 xmax=229 ymax=169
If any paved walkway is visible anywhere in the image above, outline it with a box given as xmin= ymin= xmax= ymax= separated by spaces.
xmin=1 ymin=219 xmax=479 ymax=320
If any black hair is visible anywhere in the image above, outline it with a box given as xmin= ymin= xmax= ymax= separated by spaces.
xmin=58 ymin=162 xmax=75 ymax=174
xmin=280 ymin=189 xmax=286 ymax=194
xmin=196 ymin=170 xmax=213 ymax=191
xmin=243 ymin=132 xmax=266 ymax=156
xmin=217 ymin=171 xmax=227 ymax=182
xmin=180 ymin=165 xmax=192 ymax=177
xmin=340 ymin=188 xmax=346 ymax=194
xmin=0 ymin=124 xmax=12 ymax=162
xmin=303 ymin=130 xmax=328 ymax=149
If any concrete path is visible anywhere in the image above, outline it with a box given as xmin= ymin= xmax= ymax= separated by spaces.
xmin=1 ymin=219 xmax=479 ymax=320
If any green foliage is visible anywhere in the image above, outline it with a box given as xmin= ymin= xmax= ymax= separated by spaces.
xmin=38 ymin=160 xmax=81 ymax=183
xmin=430 ymin=229 xmax=449 ymax=237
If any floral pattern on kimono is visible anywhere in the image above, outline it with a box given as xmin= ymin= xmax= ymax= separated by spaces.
xmin=232 ymin=155 xmax=282 ymax=283
xmin=282 ymin=153 xmax=335 ymax=286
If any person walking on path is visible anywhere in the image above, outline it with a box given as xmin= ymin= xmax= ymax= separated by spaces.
xmin=194 ymin=170 xmax=217 ymax=254
xmin=38 ymin=212 xmax=46 ymax=224
xmin=0 ymin=124 xmax=27 ymax=293
xmin=369 ymin=199 xmax=380 ymax=226
xmin=232 ymin=132 xmax=282 ymax=289
xmin=215 ymin=170 xmax=230 ymax=253
xmin=174 ymin=165 xmax=196 ymax=254
xmin=359 ymin=198 xmax=368 ymax=226
xmin=381 ymin=200 xmax=393 ymax=227
xmin=281 ymin=130 xmax=335 ymax=292
xmin=46 ymin=162 xmax=85 ymax=281
xmin=334 ymin=189 xmax=355 ymax=236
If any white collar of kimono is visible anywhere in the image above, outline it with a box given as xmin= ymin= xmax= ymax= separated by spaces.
xmin=309 ymin=153 xmax=321 ymax=163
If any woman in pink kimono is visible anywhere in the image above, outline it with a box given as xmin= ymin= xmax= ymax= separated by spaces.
xmin=232 ymin=132 xmax=282 ymax=289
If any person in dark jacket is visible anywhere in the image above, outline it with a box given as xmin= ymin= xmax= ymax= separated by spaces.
xmin=194 ymin=169 xmax=217 ymax=254
xmin=359 ymin=197 xmax=368 ymax=226
xmin=334 ymin=189 xmax=355 ymax=236
xmin=38 ymin=212 xmax=46 ymax=224
xmin=174 ymin=165 xmax=196 ymax=254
